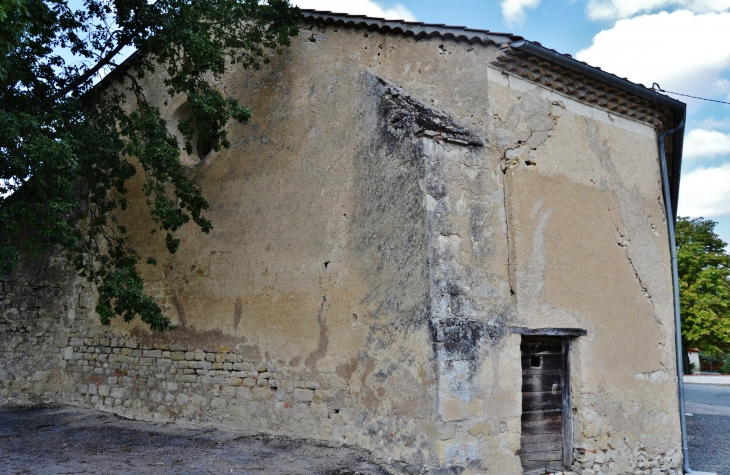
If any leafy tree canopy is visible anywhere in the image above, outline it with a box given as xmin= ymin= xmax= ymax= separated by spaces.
xmin=676 ymin=216 xmax=730 ymax=353
xmin=0 ymin=0 xmax=299 ymax=330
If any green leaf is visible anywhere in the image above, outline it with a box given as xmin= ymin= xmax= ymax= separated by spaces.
xmin=0 ymin=0 xmax=299 ymax=331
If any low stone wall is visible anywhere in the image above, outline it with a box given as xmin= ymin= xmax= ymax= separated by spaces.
xmin=62 ymin=327 xmax=349 ymax=438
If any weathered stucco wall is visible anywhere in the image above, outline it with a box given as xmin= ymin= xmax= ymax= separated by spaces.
xmin=1 ymin=21 xmax=682 ymax=475
xmin=491 ymin=69 xmax=681 ymax=474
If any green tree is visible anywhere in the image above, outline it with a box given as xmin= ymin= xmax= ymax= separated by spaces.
xmin=676 ymin=216 xmax=730 ymax=354
xmin=0 ymin=0 xmax=299 ymax=330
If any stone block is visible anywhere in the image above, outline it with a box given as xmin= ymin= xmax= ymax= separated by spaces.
xmin=436 ymin=440 xmax=480 ymax=465
xmin=98 ymin=385 xmax=110 ymax=397
xmin=314 ymin=389 xmax=332 ymax=402
xmin=439 ymin=397 xmax=482 ymax=422
xmin=252 ymin=388 xmax=273 ymax=401
xmin=309 ymin=403 xmax=328 ymax=417
xmin=63 ymin=347 xmax=74 ymax=360
xmin=171 ymin=352 xmax=185 ymax=361
xmin=330 ymin=376 xmax=347 ymax=390
xmin=292 ymin=403 xmax=308 ymax=416
xmin=469 ymin=421 xmax=491 ymax=437
xmin=242 ymin=378 xmax=256 ymax=387
xmin=176 ymin=393 xmax=190 ymax=405
xmin=88 ymin=384 xmax=98 ymax=395
xmin=110 ymin=388 xmax=127 ymax=399
xmin=210 ymin=397 xmax=227 ymax=409
xmin=221 ymin=386 xmax=237 ymax=398
xmin=294 ymin=388 xmax=314 ymax=402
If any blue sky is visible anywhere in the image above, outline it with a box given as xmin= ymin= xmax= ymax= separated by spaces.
xmin=297 ymin=0 xmax=730 ymax=245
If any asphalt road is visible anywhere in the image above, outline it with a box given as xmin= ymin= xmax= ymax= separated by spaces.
xmin=685 ymin=383 xmax=730 ymax=407
xmin=685 ymin=384 xmax=730 ymax=475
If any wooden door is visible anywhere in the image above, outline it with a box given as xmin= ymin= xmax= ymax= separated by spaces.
xmin=519 ymin=336 xmax=571 ymax=472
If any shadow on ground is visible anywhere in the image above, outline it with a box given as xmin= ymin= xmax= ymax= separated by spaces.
xmin=0 ymin=406 xmax=393 ymax=475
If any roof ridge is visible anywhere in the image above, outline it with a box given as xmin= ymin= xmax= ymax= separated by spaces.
xmin=300 ymin=9 xmax=524 ymax=42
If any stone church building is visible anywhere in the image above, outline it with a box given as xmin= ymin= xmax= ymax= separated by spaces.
xmin=0 ymin=10 xmax=688 ymax=475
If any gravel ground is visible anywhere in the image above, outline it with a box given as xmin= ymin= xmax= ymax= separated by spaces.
xmin=687 ymin=413 xmax=730 ymax=475
xmin=0 ymin=406 xmax=393 ymax=475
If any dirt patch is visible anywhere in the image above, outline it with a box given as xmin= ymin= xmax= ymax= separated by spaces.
xmin=0 ymin=406 xmax=393 ymax=475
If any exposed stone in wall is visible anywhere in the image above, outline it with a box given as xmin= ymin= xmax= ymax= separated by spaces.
xmin=0 ymin=253 xmax=78 ymax=405
xmin=62 ymin=326 xmax=351 ymax=434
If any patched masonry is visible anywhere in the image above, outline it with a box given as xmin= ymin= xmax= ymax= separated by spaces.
xmin=1 ymin=10 xmax=687 ymax=475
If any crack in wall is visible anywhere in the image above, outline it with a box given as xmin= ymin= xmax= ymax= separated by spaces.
xmin=586 ymin=118 xmax=663 ymax=327
xmin=614 ymin=226 xmax=652 ymax=301
xmin=496 ymin=88 xmax=557 ymax=298
xmin=500 ymin=162 xmax=516 ymax=297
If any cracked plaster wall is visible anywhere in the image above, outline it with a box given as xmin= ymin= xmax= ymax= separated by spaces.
xmin=0 ymin=24 xmax=682 ymax=475
xmin=493 ymin=70 xmax=682 ymax=474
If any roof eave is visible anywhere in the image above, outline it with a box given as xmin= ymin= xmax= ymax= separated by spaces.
xmin=508 ymin=40 xmax=686 ymax=221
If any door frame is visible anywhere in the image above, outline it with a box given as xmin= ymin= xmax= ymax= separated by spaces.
xmin=511 ymin=327 xmax=587 ymax=470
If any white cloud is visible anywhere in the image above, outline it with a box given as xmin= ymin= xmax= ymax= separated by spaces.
xmin=696 ymin=117 xmax=730 ymax=131
xmin=678 ymin=162 xmax=730 ymax=217
xmin=684 ymin=129 xmax=730 ymax=159
xmin=586 ymin=0 xmax=730 ymax=21
xmin=293 ymin=0 xmax=416 ymax=21
xmin=576 ymin=11 xmax=730 ymax=97
xmin=501 ymin=0 xmax=541 ymax=25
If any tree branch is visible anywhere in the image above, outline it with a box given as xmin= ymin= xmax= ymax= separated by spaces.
xmin=52 ymin=26 xmax=145 ymax=100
